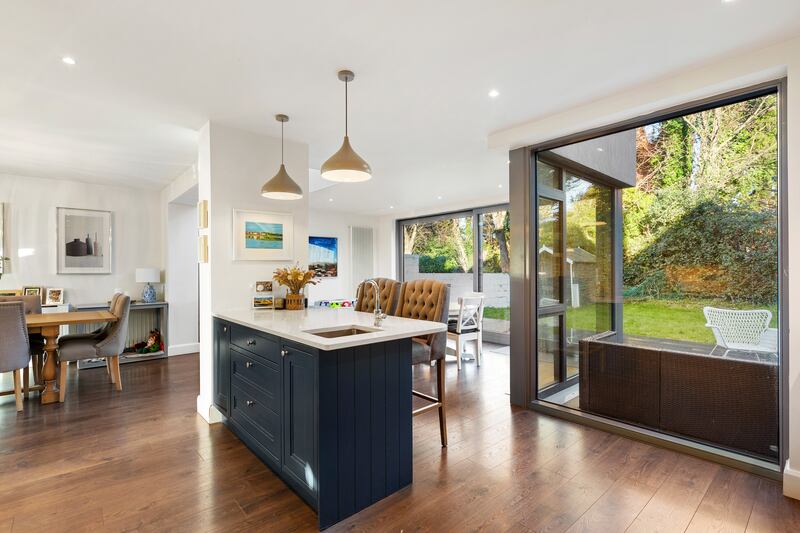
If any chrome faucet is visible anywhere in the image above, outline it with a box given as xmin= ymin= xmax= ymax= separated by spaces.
xmin=364 ymin=279 xmax=387 ymax=327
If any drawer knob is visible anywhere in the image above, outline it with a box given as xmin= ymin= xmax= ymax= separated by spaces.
xmin=245 ymin=361 xmax=254 ymax=369
xmin=223 ymin=326 xmax=228 ymax=332
xmin=246 ymin=400 xmax=255 ymax=407
xmin=247 ymin=339 xmax=256 ymax=346
xmin=281 ymin=349 xmax=288 ymax=357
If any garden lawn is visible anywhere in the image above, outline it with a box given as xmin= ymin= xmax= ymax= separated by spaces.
xmin=489 ymin=299 xmax=777 ymax=345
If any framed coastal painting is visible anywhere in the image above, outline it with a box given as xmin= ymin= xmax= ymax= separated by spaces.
xmin=232 ymin=209 xmax=293 ymax=261
xmin=57 ymin=207 xmax=112 ymax=274
xmin=309 ymin=236 xmax=338 ymax=278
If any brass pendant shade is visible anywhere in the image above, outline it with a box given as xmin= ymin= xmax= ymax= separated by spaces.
xmin=321 ymin=70 xmax=372 ymax=183
xmin=261 ymin=114 xmax=303 ymax=200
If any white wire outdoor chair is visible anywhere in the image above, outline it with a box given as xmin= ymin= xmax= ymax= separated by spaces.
xmin=703 ymin=306 xmax=776 ymax=357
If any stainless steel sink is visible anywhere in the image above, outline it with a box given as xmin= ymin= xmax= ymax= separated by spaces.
xmin=304 ymin=325 xmax=381 ymax=338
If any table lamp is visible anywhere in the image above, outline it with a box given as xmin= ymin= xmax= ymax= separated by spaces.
xmin=135 ymin=267 xmax=160 ymax=303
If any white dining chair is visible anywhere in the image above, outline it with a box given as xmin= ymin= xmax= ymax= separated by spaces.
xmin=447 ymin=294 xmax=485 ymax=370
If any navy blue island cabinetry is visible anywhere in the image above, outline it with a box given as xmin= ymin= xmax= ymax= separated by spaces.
xmin=213 ymin=315 xmax=420 ymax=530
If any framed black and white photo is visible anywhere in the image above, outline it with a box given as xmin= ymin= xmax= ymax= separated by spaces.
xmin=57 ymin=207 xmax=112 ymax=274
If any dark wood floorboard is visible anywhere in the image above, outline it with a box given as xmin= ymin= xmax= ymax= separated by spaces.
xmin=1 ymin=351 xmax=798 ymax=532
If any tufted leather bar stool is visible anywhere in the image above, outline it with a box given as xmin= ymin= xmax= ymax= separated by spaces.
xmin=394 ymin=279 xmax=451 ymax=446
xmin=354 ymin=278 xmax=401 ymax=315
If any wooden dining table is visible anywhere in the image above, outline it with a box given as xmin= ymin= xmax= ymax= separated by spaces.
xmin=26 ymin=310 xmax=117 ymax=404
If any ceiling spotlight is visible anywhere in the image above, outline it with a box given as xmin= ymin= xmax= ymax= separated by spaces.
xmin=488 ymin=89 xmax=500 ymax=99
xmin=596 ymin=147 xmax=604 ymax=152
xmin=389 ymin=206 xmax=394 ymax=209
xmin=498 ymin=184 xmax=503 ymax=189
xmin=328 ymin=198 xmax=334 ymax=202
xmin=62 ymin=56 xmax=76 ymax=65
xmin=437 ymin=195 xmax=443 ymax=200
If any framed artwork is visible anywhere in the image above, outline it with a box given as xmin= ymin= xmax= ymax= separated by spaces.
xmin=0 ymin=289 xmax=22 ymax=296
xmin=309 ymin=236 xmax=338 ymax=278
xmin=232 ymin=209 xmax=293 ymax=261
xmin=45 ymin=288 xmax=64 ymax=305
xmin=23 ymin=286 xmax=42 ymax=297
xmin=252 ymin=295 xmax=274 ymax=309
xmin=57 ymin=207 xmax=112 ymax=274
xmin=255 ymin=280 xmax=273 ymax=293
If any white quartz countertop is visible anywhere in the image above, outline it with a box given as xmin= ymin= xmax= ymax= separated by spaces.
xmin=213 ymin=307 xmax=446 ymax=351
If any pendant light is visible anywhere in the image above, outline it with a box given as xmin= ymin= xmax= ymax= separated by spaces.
xmin=261 ymin=114 xmax=303 ymax=200
xmin=321 ymin=70 xmax=372 ymax=182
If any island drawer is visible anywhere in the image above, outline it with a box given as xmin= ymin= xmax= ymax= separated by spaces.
xmin=231 ymin=379 xmax=281 ymax=462
xmin=231 ymin=347 xmax=280 ymax=412
xmin=230 ymin=324 xmax=281 ymax=363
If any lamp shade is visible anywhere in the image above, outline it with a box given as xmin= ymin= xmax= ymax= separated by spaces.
xmin=320 ymin=136 xmax=372 ymax=183
xmin=261 ymin=163 xmax=303 ymax=200
xmin=135 ymin=268 xmax=160 ymax=284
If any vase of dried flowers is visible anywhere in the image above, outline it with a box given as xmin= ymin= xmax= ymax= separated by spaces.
xmin=273 ymin=264 xmax=318 ymax=310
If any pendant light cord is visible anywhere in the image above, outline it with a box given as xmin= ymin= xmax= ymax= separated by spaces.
xmin=345 ymin=79 xmax=348 ymax=137
xmin=281 ymin=120 xmax=284 ymax=164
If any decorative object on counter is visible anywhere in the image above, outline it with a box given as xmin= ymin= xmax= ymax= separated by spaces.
xmin=273 ymin=264 xmax=317 ymax=310
xmin=232 ymin=209 xmax=293 ymax=261
xmin=314 ymin=299 xmax=355 ymax=308
xmin=135 ymin=267 xmax=160 ymax=303
xmin=308 ymin=236 xmax=338 ymax=278
xmin=198 ymin=234 xmax=208 ymax=263
xmin=252 ymin=279 xmax=274 ymax=309
xmin=273 ymin=297 xmax=285 ymax=310
xmin=134 ymin=329 xmax=164 ymax=354
xmin=197 ymin=200 xmax=208 ymax=229
xmin=261 ymin=114 xmax=303 ymax=200
xmin=57 ymin=207 xmax=112 ymax=274
xmin=321 ymin=70 xmax=372 ymax=183
xmin=45 ymin=288 xmax=64 ymax=305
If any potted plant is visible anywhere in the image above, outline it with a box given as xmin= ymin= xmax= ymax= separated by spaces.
xmin=273 ymin=264 xmax=318 ymax=310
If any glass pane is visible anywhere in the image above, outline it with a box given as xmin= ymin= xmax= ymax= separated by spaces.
xmin=538 ymin=198 xmax=561 ymax=307
xmin=402 ymin=215 xmax=474 ymax=303
xmin=479 ymin=210 xmax=510 ymax=341
xmin=537 ymin=160 xmax=561 ymax=190
xmin=564 ymin=174 xmax=613 ymax=379
xmin=537 ymin=315 xmax=560 ymax=390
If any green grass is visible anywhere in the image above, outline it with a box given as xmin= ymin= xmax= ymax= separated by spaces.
xmin=487 ymin=299 xmax=777 ymax=345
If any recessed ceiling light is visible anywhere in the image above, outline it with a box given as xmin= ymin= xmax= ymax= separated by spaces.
xmin=328 ymin=198 xmax=333 ymax=202
xmin=596 ymin=147 xmax=604 ymax=152
xmin=506 ymin=160 xmax=510 ymax=165
xmin=498 ymin=184 xmax=503 ymax=189
xmin=722 ymin=0 xmax=735 ymax=3
xmin=437 ymin=195 xmax=443 ymax=200
xmin=488 ymin=89 xmax=500 ymax=99
xmin=389 ymin=206 xmax=394 ymax=209
xmin=61 ymin=56 xmax=76 ymax=65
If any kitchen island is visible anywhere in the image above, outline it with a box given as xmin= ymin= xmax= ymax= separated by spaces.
xmin=212 ymin=307 xmax=446 ymax=530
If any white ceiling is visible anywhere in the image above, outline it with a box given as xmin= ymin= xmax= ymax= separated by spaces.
xmin=2 ymin=1 xmax=799 ymax=215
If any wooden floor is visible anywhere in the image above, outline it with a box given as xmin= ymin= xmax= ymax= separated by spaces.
xmin=1 ymin=351 xmax=799 ymax=532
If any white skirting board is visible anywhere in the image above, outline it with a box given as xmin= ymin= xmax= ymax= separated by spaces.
xmin=168 ymin=342 xmax=200 ymax=356
xmin=784 ymin=460 xmax=800 ymax=500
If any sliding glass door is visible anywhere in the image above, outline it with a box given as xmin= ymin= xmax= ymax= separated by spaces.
xmin=399 ymin=204 xmax=510 ymax=345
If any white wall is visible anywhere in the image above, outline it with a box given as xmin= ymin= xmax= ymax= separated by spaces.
xmin=196 ymin=121 xmax=309 ymax=423
xmin=306 ymin=209 xmax=380 ymax=303
xmin=489 ymin=35 xmax=800 ymax=497
xmin=165 ymin=202 xmax=198 ymax=354
xmin=0 ymin=173 xmax=162 ymax=303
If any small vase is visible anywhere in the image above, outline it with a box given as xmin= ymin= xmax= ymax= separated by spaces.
xmin=286 ymin=293 xmax=304 ymax=310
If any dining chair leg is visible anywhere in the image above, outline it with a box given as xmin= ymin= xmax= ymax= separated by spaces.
xmin=13 ymin=369 xmax=23 ymax=412
xmin=23 ymin=366 xmax=29 ymax=399
xmin=59 ymin=363 xmax=68 ymax=403
xmin=111 ymin=356 xmax=122 ymax=391
xmin=31 ymin=353 xmax=40 ymax=385
xmin=107 ymin=358 xmax=116 ymax=384
xmin=437 ymin=361 xmax=447 ymax=447
xmin=476 ymin=331 xmax=482 ymax=367
xmin=455 ymin=336 xmax=462 ymax=371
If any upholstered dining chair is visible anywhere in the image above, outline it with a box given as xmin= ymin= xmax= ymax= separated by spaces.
xmin=355 ymin=278 xmax=401 ymax=315
xmin=0 ymin=302 xmax=31 ymax=412
xmin=394 ymin=279 xmax=451 ymax=446
xmin=0 ymin=294 xmax=44 ymax=384
xmin=59 ymin=292 xmax=122 ymax=345
xmin=57 ymin=294 xmax=131 ymax=401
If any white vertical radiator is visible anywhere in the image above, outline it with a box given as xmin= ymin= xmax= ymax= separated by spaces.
xmin=350 ymin=226 xmax=375 ymax=298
